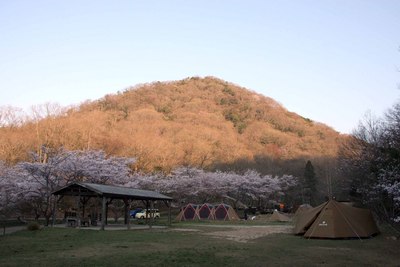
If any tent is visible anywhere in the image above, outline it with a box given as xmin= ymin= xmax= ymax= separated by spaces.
xmin=175 ymin=203 xmax=239 ymax=221
xmin=293 ymin=204 xmax=313 ymax=224
xmin=214 ymin=204 xmax=240 ymax=221
xmin=293 ymin=199 xmax=379 ymax=239
xmin=268 ymin=210 xmax=291 ymax=222
xmin=198 ymin=203 xmax=214 ymax=220
xmin=175 ymin=203 xmax=199 ymax=221
xmin=294 ymin=204 xmax=313 ymax=216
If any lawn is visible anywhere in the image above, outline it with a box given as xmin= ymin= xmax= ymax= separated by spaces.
xmin=0 ymin=223 xmax=399 ymax=267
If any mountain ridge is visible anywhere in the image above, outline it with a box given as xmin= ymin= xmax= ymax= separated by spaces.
xmin=0 ymin=76 xmax=345 ymax=173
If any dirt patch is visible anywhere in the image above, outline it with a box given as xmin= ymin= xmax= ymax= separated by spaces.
xmin=171 ymin=228 xmax=201 ymax=232
xmin=315 ymin=247 xmax=352 ymax=251
xmin=204 ymin=225 xmax=293 ymax=243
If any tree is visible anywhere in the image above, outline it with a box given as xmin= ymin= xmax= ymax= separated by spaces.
xmin=1 ymin=149 xmax=298 ymax=223
xmin=0 ymin=161 xmax=14 ymax=219
xmin=340 ymin=104 xmax=400 ymax=230
xmin=4 ymin=148 xmax=135 ymax=225
xmin=126 ymin=166 xmax=298 ymax=207
xmin=0 ymin=106 xmax=26 ymax=128
xmin=54 ymin=150 xmax=135 ymax=184
xmin=303 ymin=160 xmax=317 ymax=205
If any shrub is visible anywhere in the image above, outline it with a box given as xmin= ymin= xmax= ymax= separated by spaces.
xmin=222 ymin=86 xmax=235 ymax=96
xmin=27 ymin=222 xmax=40 ymax=231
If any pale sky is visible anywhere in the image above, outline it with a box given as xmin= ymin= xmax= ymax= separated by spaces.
xmin=0 ymin=0 xmax=399 ymax=133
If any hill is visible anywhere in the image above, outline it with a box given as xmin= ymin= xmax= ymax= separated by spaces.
xmin=0 ymin=77 xmax=345 ymax=173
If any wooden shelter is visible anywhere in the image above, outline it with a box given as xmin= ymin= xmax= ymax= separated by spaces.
xmin=52 ymin=182 xmax=172 ymax=230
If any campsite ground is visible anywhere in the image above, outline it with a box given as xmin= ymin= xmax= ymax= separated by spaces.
xmin=0 ymin=221 xmax=399 ymax=267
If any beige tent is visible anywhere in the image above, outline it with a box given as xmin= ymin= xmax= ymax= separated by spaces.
xmin=176 ymin=203 xmax=240 ymax=221
xmin=293 ymin=204 xmax=313 ymax=225
xmin=214 ymin=203 xmax=240 ymax=220
xmin=268 ymin=210 xmax=291 ymax=222
xmin=294 ymin=204 xmax=313 ymax=216
xmin=175 ymin=203 xmax=199 ymax=221
xmin=294 ymin=199 xmax=379 ymax=239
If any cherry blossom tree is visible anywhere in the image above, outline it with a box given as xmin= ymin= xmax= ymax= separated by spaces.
xmin=225 ymin=170 xmax=296 ymax=208
xmin=128 ymin=167 xmax=298 ymax=207
xmin=54 ymin=150 xmax=135 ymax=184
xmin=2 ymin=148 xmax=135 ymax=225
xmin=0 ymin=162 xmax=39 ymax=221
xmin=0 ymin=161 xmax=13 ymax=218
xmin=1 ymin=150 xmax=297 ymax=223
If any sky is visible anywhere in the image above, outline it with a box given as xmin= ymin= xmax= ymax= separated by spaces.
xmin=0 ymin=1 xmax=399 ymax=134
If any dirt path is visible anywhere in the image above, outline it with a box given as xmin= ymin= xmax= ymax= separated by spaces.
xmin=2 ymin=224 xmax=293 ymax=243
xmin=204 ymin=225 xmax=293 ymax=243
xmin=172 ymin=224 xmax=293 ymax=243
xmin=1 ymin=225 xmax=26 ymax=235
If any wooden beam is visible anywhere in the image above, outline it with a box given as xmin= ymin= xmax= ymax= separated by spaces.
xmin=51 ymin=195 xmax=59 ymax=227
xmin=126 ymin=199 xmax=131 ymax=230
xmin=123 ymin=198 xmax=129 ymax=225
xmin=168 ymin=201 xmax=171 ymax=226
xmin=145 ymin=200 xmax=149 ymax=226
xmin=149 ymin=201 xmax=154 ymax=229
xmin=163 ymin=200 xmax=172 ymax=226
xmin=101 ymin=196 xmax=106 ymax=230
xmin=77 ymin=191 xmax=81 ymax=229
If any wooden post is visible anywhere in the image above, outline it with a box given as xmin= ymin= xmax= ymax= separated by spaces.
xmin=51 ymin=196 xmax=58 ymax=227
xmin=105 ymin=199 xmax=113 ymax=226
xmin=82 ymin=197 xmax=86 ymax=219
xmin=168 ymin=201 xmax=171 ymax=226
xmin=101 ymin=196 xmax=106 ymax=230
xmin=77 ymin=194 xmax=81 ymax=228
xmin=145 ymin=200 xmax=149 ymax=227
xmin=127 ymin=200 xmax=131 ymax=230
xmin=124 ymin=199 xmax=129 ymax=225
xmin=149 ymin=201 xmax=154 ymax=229
xmin=95 ymin=197 xmax=99 ymax=226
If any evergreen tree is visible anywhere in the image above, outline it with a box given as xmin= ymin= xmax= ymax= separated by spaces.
xmin=303 ymin=160 xmax=317 ymax=205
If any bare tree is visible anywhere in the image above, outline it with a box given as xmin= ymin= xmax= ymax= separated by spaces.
xmin=340 ymin=105 xmax=400 ymax=230
xmin=0 ymin=106 xmax=26 ymax=127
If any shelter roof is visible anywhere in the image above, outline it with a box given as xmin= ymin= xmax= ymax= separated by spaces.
xmin=52 ymin=182 xmax=172 ymax=201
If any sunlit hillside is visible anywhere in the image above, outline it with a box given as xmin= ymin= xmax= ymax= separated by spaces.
xmin=0 ymin=77 xmax=345 ymax=173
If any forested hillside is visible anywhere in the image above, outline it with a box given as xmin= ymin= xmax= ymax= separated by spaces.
xmin=0 ymin=77 xmax=345 ymax=174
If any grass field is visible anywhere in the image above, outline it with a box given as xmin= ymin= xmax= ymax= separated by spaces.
xmin=0 ymin=222 xmax=399 ymax=267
